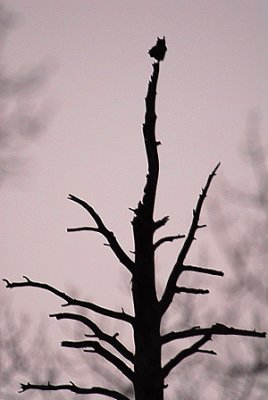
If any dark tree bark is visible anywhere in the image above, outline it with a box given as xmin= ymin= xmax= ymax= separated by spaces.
xmin=3 ymin=38 xmax=266 ymax=400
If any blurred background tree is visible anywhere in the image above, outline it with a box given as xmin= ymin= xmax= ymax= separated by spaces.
xmin=0 ymin=3 xmax=64 ymax=399
xmin=208 ymin=115 xmax=267 ymax=400
xmin=0 ymin=2 xmax=47 ymax=186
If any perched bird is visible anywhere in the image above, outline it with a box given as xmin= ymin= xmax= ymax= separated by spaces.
xmin=148 ymin=37 xmax=167 ymax=61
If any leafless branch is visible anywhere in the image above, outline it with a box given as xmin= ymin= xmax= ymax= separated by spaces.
xmin=183 ymin=264 xmax=224 ymax=276
xmin=67 ymin=226 xmax=99 ymax=232
xmin=19 ymin=381 xmax=131 ymax=400
xmin=62 ymin=340 xmax=134 ymax=382
xmin=3 ymin=276 xmax=134 ymax=324
xmin=139 ymin=62 xmax=160 ymax=217
xmin=154 ymin=216 xmax=169 ymax=230
xmin=161 ymin=323 xmax=266 ymax=345
xmin=162 ymin=335 xmax=212 ymax=377
xmin=175 ymin=286 xmax=209 ymax=295
xmin=160 ymin=163 xmax=221 ymax=316
xmin=154 ymin=234 xmax=185 ymax=250
xmin=68 ymin=194 xmax=134 ymax=273
xmin=50 ymin=312 xmax=134 ymax=362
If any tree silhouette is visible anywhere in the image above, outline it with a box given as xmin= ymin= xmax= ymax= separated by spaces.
xmin=3 ymin=38 xmax=266 ymax=400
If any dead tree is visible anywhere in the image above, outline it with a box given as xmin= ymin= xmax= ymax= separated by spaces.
xmin=3 ymin=38 xmax=266 ymax=400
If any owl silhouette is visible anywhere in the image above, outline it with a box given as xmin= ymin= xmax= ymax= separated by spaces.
xmin=148 ymin=37 xmax=167 ymax=61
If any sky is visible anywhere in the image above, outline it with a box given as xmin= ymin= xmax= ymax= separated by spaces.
xmin=0 ymin=0 xmax=267 ymax=396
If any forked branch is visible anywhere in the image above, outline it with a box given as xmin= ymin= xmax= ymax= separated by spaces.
xmin=161 ymin=323 xmax=266 ymax=345
xmin=162 ymin=335 xmax=212 ymax=378
xmin=162 ymin=323 xmax=266 ymax=377
xmin=62 ymin=340 xmax=134 ymax=382
xmin=160 ymin=163 xmax=221 ymax=316
xmin=3 ymin=276 xmax=134 ymax=324
xmin=19 ymin=382 xmax=131 ymax=400
xmin=50 ymin=312 xmax=134 ymax=362
xmin=68 ymin=194 xmax=134 ymax=273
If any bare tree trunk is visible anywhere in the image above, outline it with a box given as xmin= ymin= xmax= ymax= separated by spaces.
xmin=131 ymin=60 xmax=164 ymax=400
xmin=132 ymin=220 xmax=163 ymax=400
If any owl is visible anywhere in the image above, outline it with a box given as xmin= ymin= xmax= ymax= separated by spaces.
xmin=148 ymin=37 xmax=167 ymax=61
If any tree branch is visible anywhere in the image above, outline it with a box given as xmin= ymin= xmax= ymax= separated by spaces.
xmin=162 ymin=323 xmax=266 ymax=377
xmin=160 ymin=163 xmax=221 ymax=316
xmin=67 ymin=226 xmax=99 ymax=232
xmin=183 ymin=264 xmax=224 ymax=276
xmin=154 ymin=234 xmax=185 ymax=250
xmin=161 ymin=323 xmax=266 ymax=345
xmin=68 ymin=194 xmax=134 ymax=273
xmin=175 ymin=286 xmax=209 ymax=295
xmin=50 ymin=312 xmax=134 ymax=362
xmin=139 ymin=62 xmax=160 ymax=217
xmin=162 ymin=335 xmax=211 ymax=378
xmin=62 ymin=340 xmax=134 ymax=382
xmin=154 ymin=216 xmax=169 ymax=230
xmin=19 ymin=381 xmax=131 ymax=400
xmin=3 ymin=276 xmax=134 ymax=325
xmin=132 ymin=62 xmax=160 ymax=228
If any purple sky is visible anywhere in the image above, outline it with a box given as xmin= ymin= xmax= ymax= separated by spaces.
xmin=1 ymin=0 xmax=267 ymax=378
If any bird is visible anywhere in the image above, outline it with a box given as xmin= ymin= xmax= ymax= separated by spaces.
xmin=148 ymin=37 xmax=167 ymax=61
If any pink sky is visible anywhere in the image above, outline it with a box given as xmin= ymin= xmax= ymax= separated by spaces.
xmin=1 ymin=0 xmax=267 ymax=395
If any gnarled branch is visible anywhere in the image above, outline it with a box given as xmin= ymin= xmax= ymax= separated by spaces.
xmin=68 ymin=194 xmax=134 ymax=273
xmin=19 ymin=381 xmax=131 ymax=400
xmin=50 ymin=312 xmax=134 ymax=362
xmin=3 ymin=276 xmax=134 ymax=325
